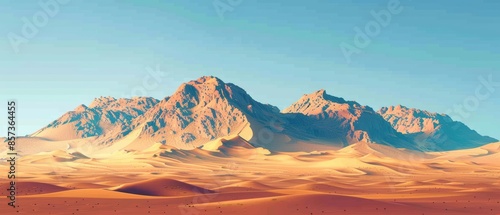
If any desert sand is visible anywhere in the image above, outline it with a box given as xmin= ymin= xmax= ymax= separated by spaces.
xmin=1 ymin=138 xmax=500 ymax=215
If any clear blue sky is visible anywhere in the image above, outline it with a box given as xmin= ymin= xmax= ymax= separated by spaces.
xmin=0 ymin=0 xmax=499 ymax=138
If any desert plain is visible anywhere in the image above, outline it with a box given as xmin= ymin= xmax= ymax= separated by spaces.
xmin=1 ymin=136 xmax=500 ymax=215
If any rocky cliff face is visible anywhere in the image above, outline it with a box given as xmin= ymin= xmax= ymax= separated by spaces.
xmin=283 ymin=90 xmax=414 ymax=149
xmin=379 ymin=105 xmax=497 ymax=151
xmin=31 ymin=77 xmax=496 ymax=152
xmin=32 ymin=97 xmax=159 ymax=141
xmin=127 ymin=76 xmax=281 ymax=148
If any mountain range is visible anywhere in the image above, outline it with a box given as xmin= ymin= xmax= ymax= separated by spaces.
xmin=30 ymin=76 xmax=497 ymax=152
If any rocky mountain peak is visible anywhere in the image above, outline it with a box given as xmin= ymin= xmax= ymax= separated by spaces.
xmin=89 ymin=96 xmax=118 ymax=108
xmin=378 ymin=105 xmax=497 ymax=150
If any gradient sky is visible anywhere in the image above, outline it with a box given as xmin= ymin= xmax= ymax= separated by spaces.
xmin=0 ymin=0 xmax=499 ymax=138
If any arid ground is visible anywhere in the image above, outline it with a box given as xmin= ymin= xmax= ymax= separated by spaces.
xmin=1 ymin=137 xmax=499 ymax=215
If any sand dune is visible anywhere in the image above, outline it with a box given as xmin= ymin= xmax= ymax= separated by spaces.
xmin=24 ymin=189 xmax=160 ymax=199
xmin=2 ymin=136 xmax=499 ymax=214
xmin=113 ymin=178 xmax=215 ymax=196
xmin=0 ymin=182 xmax=69 ymax=196
xmin=188 ymin=194 xmax=427 ymax=215
xmin=215 ymin=181 xmax=277 ymax=193
xmin=292 ymin=182 xmax=360 ymax=194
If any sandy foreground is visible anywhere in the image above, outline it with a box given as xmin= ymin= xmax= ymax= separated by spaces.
xmin=1 ymin=139 xmax=500 ymax=215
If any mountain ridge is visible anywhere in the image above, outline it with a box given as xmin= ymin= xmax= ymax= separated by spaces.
xmin=378 ymin=105 xmax=497 ymax=151
xmin=283 ymin=89 xmax=415 ymax=149
xmin=31 ymin=97 xmax=159 ymax=141
xmin=30 ymin=76 xmax=497 ymax=152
